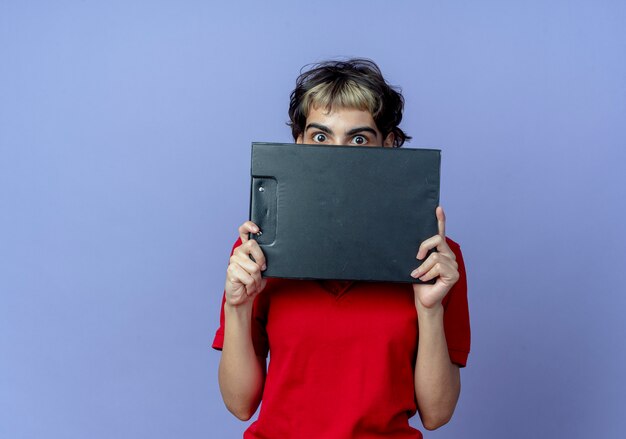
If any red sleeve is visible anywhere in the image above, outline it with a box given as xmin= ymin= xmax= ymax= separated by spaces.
xmin=442 ymin=237 xmax=471 ymax=367
xmin=211 ymin=237 xmax=270 ymax=358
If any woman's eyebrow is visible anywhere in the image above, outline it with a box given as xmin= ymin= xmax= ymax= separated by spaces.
xmin=346 ymin=126 xmax=378 ymax=136
xmin=305 ymin=123 xmax=333 ymax=134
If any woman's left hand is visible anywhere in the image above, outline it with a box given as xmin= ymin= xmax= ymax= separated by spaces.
xmin=411 ymin=206 xmax=459 ymax=309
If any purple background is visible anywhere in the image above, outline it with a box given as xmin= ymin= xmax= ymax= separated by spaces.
xmin=1 ymin=1 xmax=625 ymax=438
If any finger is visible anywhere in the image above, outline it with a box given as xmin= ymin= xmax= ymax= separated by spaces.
xmin=434 ymin=238 xmax=456 ymax=261
xmin=244 ymin=269 xmax=264 ymax=297
xmin=234 ymin=239 xmax=267 ymax=271
xmin=246 ymin=240 xmax=267 ymax=271
xmin=248 ymin=275 xmax=268 ymax=297
xmin=231 ymin=252 xmax=263 ymax=279
xmin=415 ymin=263 xmax=441 ymax=283
xmin=437 ymin=206 xmax=446 ymax=238
xmin=416 ymin=235 xmax=443 ymax=260
xmin=230 ymin=253 xmax=265 ymax=293
xmin=416 ymin=260 xmax=459 ymax=283
xmin=238 ymin=221 xmax=260 ymax=243
xmin=411 ymin=252 xmax=457 ymax=278
xmin=225 ymin=265 xmax=243 ymax=289
xmin=229 ymin=263 xmax=260 ymax=295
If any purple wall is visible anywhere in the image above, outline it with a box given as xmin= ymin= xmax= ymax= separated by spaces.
xmin=1 ymin=1 xmax=625 ymax=438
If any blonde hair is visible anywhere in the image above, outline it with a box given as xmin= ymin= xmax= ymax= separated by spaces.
xmin=300 ymin=79 xmax=379 ymax=118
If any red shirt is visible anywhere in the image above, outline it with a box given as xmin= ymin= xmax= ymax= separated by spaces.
xmin=213 ymin=238 xmax=470 ymax=438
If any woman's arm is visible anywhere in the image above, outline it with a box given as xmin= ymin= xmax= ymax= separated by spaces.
xmin=413 ymin=303 xmax=460 ymax=430
xmin=411 ymin=207 xmax=462 ymax=430
xmin=219 ymin=302 xmax=266 ymax=420
xmin=218 ymin=221 xmax=268 ymax=420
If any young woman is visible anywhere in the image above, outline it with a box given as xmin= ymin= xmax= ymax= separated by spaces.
xmin=213 ymin=59 xmax=471 ymax=439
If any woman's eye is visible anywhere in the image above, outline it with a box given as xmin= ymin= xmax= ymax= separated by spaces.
xmin=352 ymin=135 xmax=367 ymax=145
xmin=313 ymin=133 xmax=327 ymax=142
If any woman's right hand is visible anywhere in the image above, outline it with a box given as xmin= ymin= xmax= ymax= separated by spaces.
xmin=224 ymin=221 xmax=267 ymax=307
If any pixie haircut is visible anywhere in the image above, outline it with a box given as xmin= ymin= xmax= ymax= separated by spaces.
xmin=288 ymin=58 xmax=411 ymax=147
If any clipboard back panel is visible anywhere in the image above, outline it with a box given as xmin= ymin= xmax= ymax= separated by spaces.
xmin=250 ymin=142 xmax=441 ymax=283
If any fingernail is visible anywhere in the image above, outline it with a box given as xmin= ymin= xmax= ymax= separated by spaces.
xmin=411 ymin=269 xmax=420 ymax=278
xmin=262 ymin=264 xmax=267 ymax=271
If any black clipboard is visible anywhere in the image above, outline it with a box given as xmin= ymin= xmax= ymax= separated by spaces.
xmin=249 ymin=142 xmax=440 ymax=283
